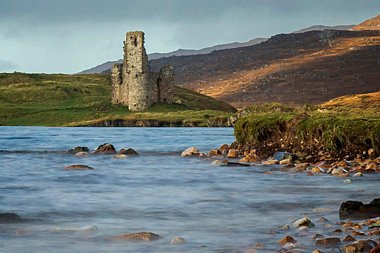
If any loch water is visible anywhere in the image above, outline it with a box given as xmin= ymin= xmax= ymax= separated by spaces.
xmin=0 ymin=127 xmax=379 ymax=252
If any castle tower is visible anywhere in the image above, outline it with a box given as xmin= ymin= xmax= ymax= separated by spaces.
xmin=124 ymin=31 xmax=151 ymax=111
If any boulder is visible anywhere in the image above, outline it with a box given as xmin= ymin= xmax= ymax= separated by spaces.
xmin=315 ymin=237 xmax=341 ymax=247
xmin=227 ymin=149 xmax=239 ymax=158
xmin=181 ymin=147 xmax=200 ymax=157
xmin=219 ymin=144 xmax=230 ymax=152
xmin=94 ymin=143 xmax=117 ymax=155
xmin=262 ymin=160 xmax=279 ymax=165
xmin=170 ymin=237 xmax=186 ymax=245
xmin=208 ymin=149 xmax=222 ymax=157
xmin=109 ymin=232 xmax=161 ymax=241
xmin=273 ymin=152 xmax=297 ymax=161
xmin=368 ymin=148 xmax=376 ymax=159
xmin=239 ymin=154 xmax=260 ymax=163
xmin=68 ymin=146 xmax=89 ymax=154
xmin=278 ymin=235 xmax=297 ymax=246
xmin=339 ymin=198 xmax=380 ymax=220
xmin=342 ymin=235 xmax=356 ymax=242
xmin=343 ymin=240 xmax=377 ymax=253
xmin=119 ymin=148 xmax=139 ymax=156
xmin=292 ymin=217 xmax=315 ymax=228
xmin=0 ymin=213 xmax=22 ymax=223
xmin=64 ymin=164 xmax=94 ymax=170
xmin=279 ymin=158 xmax=292 ymax=165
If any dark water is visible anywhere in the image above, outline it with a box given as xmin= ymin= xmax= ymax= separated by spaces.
xmin=0 ymin=127 xmax=378 ymax=252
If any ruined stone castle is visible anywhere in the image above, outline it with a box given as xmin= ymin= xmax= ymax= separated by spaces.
xmin=111 ymin=31 xmax=174 ymax=111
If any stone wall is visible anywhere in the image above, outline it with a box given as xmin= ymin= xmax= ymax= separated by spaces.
xmin=111 ymin=64 xmax=123 ymax=104
xmin=157 ymin=65 xmax=174 ymax=104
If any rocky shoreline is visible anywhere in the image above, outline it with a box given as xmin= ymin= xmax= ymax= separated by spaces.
xmin=181 ymin=143 xmax=380 ymax=252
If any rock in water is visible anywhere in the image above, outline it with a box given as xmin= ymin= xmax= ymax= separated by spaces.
xmin=68 ymin=146 xmax=89 ymax=154
xmin=109 ymin=232 xmax=161 ymax=241
xmin=170 ymin=237 xmax=186 ymax=245
xmin=227 ymin=149 xmax=239 ymax=158
xmin=278 ymin=236 xmax=297 ymax=246
xmin=181 ymin=147 xmax=200 ymax=157
xmin=50 ymin=225 xmax=98 ymax=234
xmin=292 ymin=217 xmax=315 ymax=228
xmin=343 ymin=240 xmax=377 ymax=253
xmin=119 ymin=148 xmax=139 ymax=156
xmin=339 ymin=198 xmax=380 ymax=220
xmin=208 ymin=149 xmax=222 ymax=157
xmin=64 ymin=164 xmax=94 ymax=170
xmin=315 ymin=238 xmax=341 ymax=247
xmin=94 ymin=143 xmax=117 ymax=155
xmin=113 ymin=154 xmax=128 ymax=159
xmin=218 ymin=144 xmax=230 ymax=152
xmin=75 ymin=151 xmax=88 ymax=157
xmin=0 ymin=213 xmax=22 ymax=223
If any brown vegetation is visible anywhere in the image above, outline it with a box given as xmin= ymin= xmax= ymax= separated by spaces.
xmin=150 ymin=15 xmax=380 ymax=109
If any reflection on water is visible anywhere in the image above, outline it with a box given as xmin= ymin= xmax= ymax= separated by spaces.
xmin=0 ymin=127 xmax=378 ymax=252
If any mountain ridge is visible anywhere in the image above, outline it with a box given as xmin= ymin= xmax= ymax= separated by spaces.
xmin=79 ymin=25 xmax=353 ymax=74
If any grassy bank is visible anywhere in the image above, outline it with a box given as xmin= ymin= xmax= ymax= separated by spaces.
xmin=234 ymin=94 xmax=380 ymax=159
xmin=0 ymin=72 xmax=235 ymax=126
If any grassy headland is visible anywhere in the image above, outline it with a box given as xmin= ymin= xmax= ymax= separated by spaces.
xmin=0 ymin=72 xmax=236 ymax=126
xmin=233 ymin=92 xmax=380 ymax=160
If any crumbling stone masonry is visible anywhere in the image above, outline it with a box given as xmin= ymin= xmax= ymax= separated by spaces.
xmin=111 ymin=31 xmax=174 ymax=111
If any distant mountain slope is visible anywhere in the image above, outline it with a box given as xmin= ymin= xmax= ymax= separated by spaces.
xmin=148 ymin=38 xmax=267 ymax=59
xmin=148 ymin=28 xmax=380 ymax=109
xmin=293 ymin=25 xmax=354 ymax=33
xmin=352 ymin=14 xmax=380 ymax=31
xmin=79 ymin=38 xmax=267 ymax=74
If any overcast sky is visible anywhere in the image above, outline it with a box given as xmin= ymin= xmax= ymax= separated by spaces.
xmin=0 ymin=0 xmax=379 ymax=73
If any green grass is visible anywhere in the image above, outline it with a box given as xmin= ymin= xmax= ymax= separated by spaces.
xmin=234 ymin=103 xmax=380 ymax=155
xmin=0 ymin=72 xmax=235 ymax=126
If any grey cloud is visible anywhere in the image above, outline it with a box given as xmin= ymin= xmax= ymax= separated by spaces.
xmin=0 ymin=0 xmax=379 ymax=73
xmin=2 ymin=0 xmax=377 ymax=25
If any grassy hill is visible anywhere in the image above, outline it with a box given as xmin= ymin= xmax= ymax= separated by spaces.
xmin=234 ymin=92 xmax=380 ymax=159
xmin=0 ymin=72 xmax=236 ymax=126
